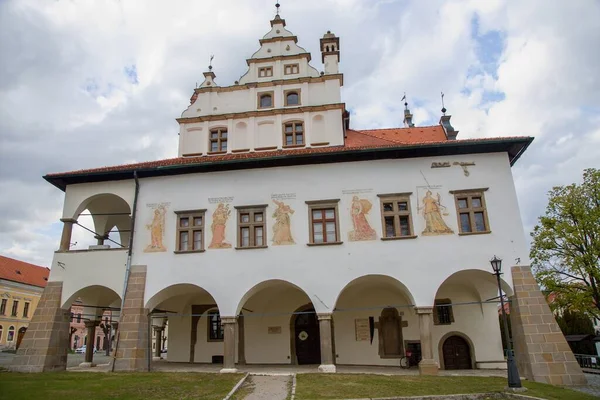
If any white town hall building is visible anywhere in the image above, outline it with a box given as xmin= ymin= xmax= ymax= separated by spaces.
xmin=11 ymin=8 xmax=586 ymax=385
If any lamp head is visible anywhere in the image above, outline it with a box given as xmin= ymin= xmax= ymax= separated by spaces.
xmin=490 ymin=255 xmax=502 ymax=274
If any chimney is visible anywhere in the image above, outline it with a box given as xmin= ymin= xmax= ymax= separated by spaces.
xmin=440 ymin=115 xmax=458 ymax=140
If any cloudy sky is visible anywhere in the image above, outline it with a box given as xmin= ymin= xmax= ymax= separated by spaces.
xmin=1 ymin=0 xmax=599 ymax=267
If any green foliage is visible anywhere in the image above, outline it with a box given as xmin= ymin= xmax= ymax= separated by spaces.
xmin=531 ymin=168 xmax=600 ymax=319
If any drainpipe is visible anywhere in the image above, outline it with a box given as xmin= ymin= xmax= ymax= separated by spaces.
xmin=111 ymin=171 xmax=140 ymax=372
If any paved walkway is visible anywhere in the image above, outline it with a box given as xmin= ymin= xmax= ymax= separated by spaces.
xmin=242 ymin=375 xmax=290 ymax=400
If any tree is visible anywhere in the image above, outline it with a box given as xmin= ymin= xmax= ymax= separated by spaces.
xmin=531 ymin=168 xmax=600 ymax=319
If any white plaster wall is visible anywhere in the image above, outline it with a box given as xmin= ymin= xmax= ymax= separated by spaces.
xmin=62 ymin=180 xmax=135 ymax=219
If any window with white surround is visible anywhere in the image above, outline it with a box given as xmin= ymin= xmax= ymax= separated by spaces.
xmin=258 ymin=66 xmax=273 ymax=77
xmin=236 ymin=206 xmax=267 ymax=249
xmin=306 ymin=199 xmax=341 ymax=245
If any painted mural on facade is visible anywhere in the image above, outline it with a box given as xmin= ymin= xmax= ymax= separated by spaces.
xmin=272 ymin=200 xmax=295 ymax=245
xmin=417 ymin=189 xmax=454 ymax=236
xmin=208 ymin=203 xmax=232 ymax=249
xmin=144 ymin=203 xmax=168 ymax=252
xmin=348 ymin=196 xmax=377 ymax=241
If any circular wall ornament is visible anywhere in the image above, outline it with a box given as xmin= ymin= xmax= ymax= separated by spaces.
xmin=298 ymin=331 xmax=309 ymax=341
xmin=276 ymin=29 xmax=281 ymax=34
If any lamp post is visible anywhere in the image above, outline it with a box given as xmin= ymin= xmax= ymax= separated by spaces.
xmin=491 ymin=255 xmax=522 ymax=388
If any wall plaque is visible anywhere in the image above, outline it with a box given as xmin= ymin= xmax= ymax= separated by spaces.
xmin=271 ymin=193 xmax=296 ymax=201
xmin=268 ymin=326 xmax=282 ymax=334
xmin=208 ymin=196 xmax=234 ymax=204
xmin=355 ymin=318 xmax=370 ymax=341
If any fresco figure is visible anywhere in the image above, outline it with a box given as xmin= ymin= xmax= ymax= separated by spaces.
xmin=145 ymin=204 xmax=167 ymax=252
xmin=272 ymin=200 xmax=295 ymax=245
xmin=348 ymin=196 xmax=377 ymax=241
xmin=209 ymin=203 xmax=232 ymax=249
xmin=420 ymin=190 xmax=454 ymax=236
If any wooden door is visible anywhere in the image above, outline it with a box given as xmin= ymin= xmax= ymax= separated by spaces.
xmin=294 ymin=309 xmax=321 ymax=364
xmin=442 ymin=335 xmax=472 ymax=370
xmin=16 ymin=327 xmax=27 ymax=350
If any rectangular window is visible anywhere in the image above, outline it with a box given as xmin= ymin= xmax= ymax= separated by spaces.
xmin=257 ymin=91 xmax=274 ymax=109
xmin=283 ymin=121 xmax=304 ymax=147
xmin=0 ymin=299 xmax=6 ymax=315
xmin=209 ymin=128 xmax=227 ymax=153
xmin=434 ymin=299 xmax=454 ymax=325
xmin=236 ymin=206 xmax=267 ymax=249
xmin=77 ymin=313 xmax=81 ymax=323
xmin=284 ymin=64 xmax=299 ymax=75
xmin=284 ymin=89 xmax=301 ymax=106
xmin=378 ymin=194 xmax=415 ymax=239
xmin=451 ymin=189 xmax=490 ymax=234
xmin=306 ymin=200 xmax=341 ymax=245
xmin=23 ymin=302 xmax=30 ymax=318
xmin=258 ymin=66 xmax=273 ymax=78
xmin=11 ymin=301 xmax=18 ymax=317
xmin=175 ymin=210 xmax=206 ymax=253
xmin=207 ymin=310 xmax=224 ymax=341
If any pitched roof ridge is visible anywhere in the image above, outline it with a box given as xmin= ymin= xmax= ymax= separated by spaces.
xmin=358 ymin=124 xmax=441 ymax=132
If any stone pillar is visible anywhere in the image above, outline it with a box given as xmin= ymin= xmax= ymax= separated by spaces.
xmin=220 ymin=317 xmax=237 ymax=373
xmin=94 ymin=234 xmax=109 ymax=246
xmin=416 ymin=307 xmax=438 ymax=375
xmin=153 ymin=327 xmax=162 ymax=359
xmin=510 ymin=265 xmax=586 ymax=385
xmin=238 ymin=313 xmax=246 ymax=365
xmin=112 ymin=265 xmax=149 ymax=372
xmin=81 ymin=320 xmax=99 ymax=367
xmin=10 ymin=281 xmax=70 ymax=372
xmin=59 ymin=218 xmax=76 ymax=251
xmin=317 ymin=313 xmax=336 ymax=373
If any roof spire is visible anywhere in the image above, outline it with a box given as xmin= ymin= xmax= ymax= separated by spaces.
xmin=402 ymin=93 xmax=415 ymax=128
xmin=276 ymin=2 xmax=280 ymax=16
xmin=441 ymin=91 xmax=446 ymax=115
xmin=209 ymin=54 xmax=214 ymax=71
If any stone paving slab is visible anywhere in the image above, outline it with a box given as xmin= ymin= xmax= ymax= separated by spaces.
xmin=242 ymin=375 xmax=291 ymax=400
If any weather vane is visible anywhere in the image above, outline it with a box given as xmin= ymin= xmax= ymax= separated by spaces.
xmin=441 ymin=91 xmax=446 ymax=115
xmin=276 ymin=2 xmax=281 ymax=15
xmin=401 ymin=92 xmax=407 ymax=109
xmin=209 ymin=55 xmax=214 ymax=71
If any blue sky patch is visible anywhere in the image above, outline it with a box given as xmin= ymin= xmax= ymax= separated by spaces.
xmin=124 ymin=64 xmax=139 ymax=84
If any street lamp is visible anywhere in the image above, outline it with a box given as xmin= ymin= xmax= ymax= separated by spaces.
xmin=491 ymin=255 xmax=522 ymax=389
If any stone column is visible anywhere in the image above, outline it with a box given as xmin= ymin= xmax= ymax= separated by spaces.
xmin=59 ymin=218 xmax=77 ymax=251
xmin=510 ymin=265 xmax=586 ymax=385
xmin=10 ymin=281 xmax=70 ymax=372
xmin=237 ymin=313 xmax=246 ymax=365
xmin=220 ymin=317 xmax=237 ymax=373
xmin=317 ymin=313 xmax=336 ymax=373
xmin=153 ymin=326 xmax=162 ymax=360
xmin=415 ymin=307 xmax=438 ymax=375
xmin=81 ymin=320 xmax=99 ymax=367
xmin=112 ymin=265 xmax=150 ymax=372
xmin=94 ymin=234 xmax=109 ymax=246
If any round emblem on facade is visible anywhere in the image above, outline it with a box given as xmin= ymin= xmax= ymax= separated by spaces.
xmin=298 ymin=331 xmax=309 ymax=341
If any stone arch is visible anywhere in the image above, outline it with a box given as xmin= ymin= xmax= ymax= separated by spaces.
xmin=433 ymin=269 xmax=512 ymax=303
xmin=61 ymin=285 xmax=121 ymax=311
xmin=145 ymin=283 xmax=221 ymax=312
xmin=334 ymin=274 xmax=416 ymax=310
xmin=235 ymin=279 xmax=312 ymax=316
xmin=438 ymin=331 xmax=476 ymax=370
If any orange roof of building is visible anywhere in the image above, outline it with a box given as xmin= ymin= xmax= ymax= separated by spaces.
xmin=0 ymin=255 xmax=49 ymax=288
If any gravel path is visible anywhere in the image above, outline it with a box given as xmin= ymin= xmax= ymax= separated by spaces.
xmin=242 ymin=375 xmax=290 ymax=400
xmin=573 ymin=373 xmax=600 ymax=397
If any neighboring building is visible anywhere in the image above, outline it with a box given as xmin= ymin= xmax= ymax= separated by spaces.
xmin=0 ymin=255 xmax=49 ymax=350
xmin=11 ymin=8 xmax=586 ymax=385
xmin=69 ymin=300 xmax=115 ymax=352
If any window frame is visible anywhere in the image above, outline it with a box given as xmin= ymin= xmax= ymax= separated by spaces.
xmin=284 ymin=89 xmax=301 ymax=107
xmin=450 ymin=188 xmax=491 ymax=235
xmin=7 ymin=326 xmax=14 ymax=342
xmin=284 ymin=63 xmax=300 ymax=75
xmin=258 ymin=66 xmax=273 ymax=78
xmin=0 ymin=299 xmax=6 ymax=315
xmin=306 ymin=199 xmax=342 ymax=246
xmin=11 ymin=300 xmax=18 ymax=317
xmin=208 ymin=127 xmax=228 ymax=154
xmin=257 ymin=91 xmax=275 ymax=109
xmin=377 ymin=193 xmax=417 ymax=240
xmin=23 ymin=302 xmax=29 ymax=318
xmin=235 ymin=205 xmax=268 ymax=250
xmin=174 ymin=209 xmax=207 ymax=254
xmin=282 ymin=120 xmax=305 ymax=148
xmin=433 ymin=298 xmax=454 ymax=325
xmin=207 ymin=310 xmax=224 ymax=342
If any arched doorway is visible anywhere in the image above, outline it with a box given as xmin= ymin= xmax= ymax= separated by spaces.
xmin=292 ymin=306 xmax=321 ymax=365
xmin=442 ymin=335 xmax=472 ymax=370
xmin=16 ymin=327 xmax=27 ymax=349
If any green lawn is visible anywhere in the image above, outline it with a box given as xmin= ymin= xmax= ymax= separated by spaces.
xmin=0 ymin=372 xmax=243 ymax=400
xmin=294 ymin=374 xmax=596 ymax=400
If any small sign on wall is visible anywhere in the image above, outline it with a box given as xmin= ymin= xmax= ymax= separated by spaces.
xmin=268 ymin=326 xmax=282 ymax=334
xmin=355 ymin=318 xmax=370 ymax=341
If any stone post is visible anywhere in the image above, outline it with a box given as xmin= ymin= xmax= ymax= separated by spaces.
xmin=9 ymin=281 xmax=70 ymax=372
xmin=94 ymin=234 xmax=109 ymax=246
xmin=81 ymin=320 xmax=99 ymax=367
xmin=112 ymin=265 xmax=149 ymax=372
xmin=220 ymin=317 xmax=237 ymax=373
xmin=510 ymin=265 xmax=586 ymax=385
xmin=317 ymin=313 xmax=336 ymax=373
xmin=415 ymin=307 xmax=438 ymax=375
xmin=59 ymin=218 xmax=77 ymax=251
xmin=238 ymin=313 xmax=246 ymax=365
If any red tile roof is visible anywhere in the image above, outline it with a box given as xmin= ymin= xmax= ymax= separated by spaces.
xmin=0 ymin=255 xmax=49 ymax=288
xmin=44 ymin=125 xmax=532 ymax=188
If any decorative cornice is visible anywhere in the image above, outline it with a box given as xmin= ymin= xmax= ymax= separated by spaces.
xmin=246 ymin=53 xmax=311 ymax=66
xmin=415 ymin=307 xmax=434 ymax=315
xmin=259 ymin=36 xmax=298 ymax=45
xmin=193 ymin=74 xmax=344 ymax=95
xmin=178 ymin=103 xmax=345 ymax=124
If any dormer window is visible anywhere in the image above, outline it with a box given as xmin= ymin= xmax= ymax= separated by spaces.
xmin=283 ymin=121 xmax=304 ymax=147
xmin=209 ymin=128 xmax=227 ymax=153
xmin=258 ymin=66 xmax=273 ymax=78
xmin=258 ymin=92 xmax=274 ymax=109
xmin=284 ymin=64 xmax=299 ymax=75
xmin=285 ymin=90 xmax=300 ymax=106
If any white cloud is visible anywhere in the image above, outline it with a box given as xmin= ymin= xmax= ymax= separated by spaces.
xmin=0 ymin=0 xmax=599 ymax=266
